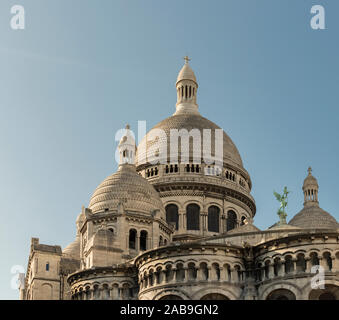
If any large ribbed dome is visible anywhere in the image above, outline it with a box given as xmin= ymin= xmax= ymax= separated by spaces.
xmin=136 ymin=113 xmax=244 ymax=169
xmin=288 ymin=206 xmax=339 ymax=229
xmin=89 ymin=164 xmax=164 ymax=216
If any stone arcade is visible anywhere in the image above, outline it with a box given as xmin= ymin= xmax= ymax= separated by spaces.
xmin=20 ymin=59 xmax=339 ymax=300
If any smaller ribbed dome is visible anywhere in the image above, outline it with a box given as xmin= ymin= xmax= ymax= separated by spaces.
xmin=63 ymin=212 xmax=84 ymax=259
xmin=289 ymin=168 xmax=339 ymax=229
xmin=89 ymin=164 xmax=165 ymax=217
xmin=63 ymin=235 xmax=80 ymax=259
xmin=289 ymin=206 xmax=339 ymax=229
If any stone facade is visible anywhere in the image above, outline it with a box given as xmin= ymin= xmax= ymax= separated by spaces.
xmin=21 ymin=59 xmax=339 ymax=300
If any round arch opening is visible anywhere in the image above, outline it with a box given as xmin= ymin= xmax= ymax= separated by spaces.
xmin=159 ymin=295 xmax=184 ymax=300
xmin=309 ymin=285 xmax=339 ymax=300
xmin=200 ymin=293 xmax=230 ymax=300
xmin=266 ymin=289 xmax=296 ymax=300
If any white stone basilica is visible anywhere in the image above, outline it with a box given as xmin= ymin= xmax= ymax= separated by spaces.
xmin=21 ymin=59 xmax=339 ymax=300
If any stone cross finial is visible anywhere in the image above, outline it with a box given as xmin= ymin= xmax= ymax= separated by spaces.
xmin=308 ymin=166 xmax=312 ymax=175
xmin=183 ymin=56 xmax=191 ymax=64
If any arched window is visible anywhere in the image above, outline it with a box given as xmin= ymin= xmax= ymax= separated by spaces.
xmin=201 ymin=293 xmax=229 ymax=300
xmin=319 ymin=292 xmax=336 ymax=300
xmin=140 ymin=230 xmax=147 ymax=251
xmin=186 ymin=204 xmax=200 ymax=230
xmin=284 ymin=256 xmax=294 ymax=274
xmin=187 ymin=263 xmax=197 ymax=280
xmin=323 ymin=252 xmax=332 ymax=271
xmin=310 ymin=252 xmax=320 ymax=266
xmin=159 ymin=295 xmax=183 ymax=300
xmin=227 ymin=210 xmax=237 ymax=231
xmin=266 ymin=289 xmax=296 ymax=300
xmin=129 ymin=229 xmax=137 ymax=249
xmin=296 ymin=254 xmax=306 ymax=272
xmin=46 ymin=263 xmax=49 ymax=271
xmin=200 ymin=262 xmax=208 ymax=280
xmin=176 ymin=263 xmax=185 ymax=281
xmin=166 ymin=204 xmax=179 ymax=230
xmin=208 ymin=206 xmax=220 ymax=232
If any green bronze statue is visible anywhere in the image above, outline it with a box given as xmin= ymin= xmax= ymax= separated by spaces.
xmin=273 ymin=186 xmax=289 ymax=225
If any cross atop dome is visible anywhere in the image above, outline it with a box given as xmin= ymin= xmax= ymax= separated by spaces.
xmin=183 ymin=56 xmax=191 ymax=64
xmin=308 ymin=166 xmax=312 ymax=175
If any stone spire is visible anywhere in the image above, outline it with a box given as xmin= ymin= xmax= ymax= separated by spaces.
xmin=174 ymin=56 xmax=199 ymax=115
xmin=118 ymin=124 xmax=136 ymax=166
xmin=302 ymin=167 xmax=319 ymax=207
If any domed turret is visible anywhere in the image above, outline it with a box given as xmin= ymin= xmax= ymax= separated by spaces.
xmin=175 ymin=56 xmax=199 ymax=115
xmin=118 ymin=124 xmax=136 ymax=165
xmin=289 ymin=168 xmax=339 ymax=229
xmin=302 ymin=167 xmax=319 ymax=207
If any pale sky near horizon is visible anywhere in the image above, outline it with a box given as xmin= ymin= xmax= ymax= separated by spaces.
xmin=0 ymin=0 xmax=338 ymax=299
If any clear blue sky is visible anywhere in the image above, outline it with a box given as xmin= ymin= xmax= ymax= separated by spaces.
xmin=0 ymin=0 xmax=338 ymax=299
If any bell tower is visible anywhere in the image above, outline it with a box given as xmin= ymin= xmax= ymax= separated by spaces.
xmin=174 ymin=56 xmax=199 ymax=115
xmin=303 ymin=167 xmax=319 ymax=207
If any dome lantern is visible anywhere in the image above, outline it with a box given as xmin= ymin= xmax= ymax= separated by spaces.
xmin=175 ymin=56 xmax=199 ymax=115
xmin=302 ymin=167 xmax=319 ymax=207
xmin=118 ymin=124 xmax=136 ymax=166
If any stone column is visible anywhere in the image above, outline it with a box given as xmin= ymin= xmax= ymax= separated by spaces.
xmin=279 ymin=261 xmax=285 ymax=277
xmin=136 ymin=235 xmax=140 ymax=252
xmin=292 ymin=259 xmax=298 ymax=275
xmin=184 ymin=267 xmax=188 ymax=282
xmin=305 ymin=258 xmax=311 ymax=273
xmin=319 ymin=257 xmax=327 ymax=272
xmin=268 ymin=264 xmax=274 ymax=279
xmin=230 ymin=268 xmax=236 ymax=283
xmin=197 ymin=267 xmax=203 ymax=281
xmin=98 ymin=288 xmax=103 ymax=300
xmin=207 ymin=266 xmax=212 ymax=281
xmin=218 ymin=267 xmax=224 ymax=281
xmin=220 ymin=215 xmax=225 ymax=233
xmin=179 ymin=210 xmax=185 ymax=232
xmin=161 ymin=270 xmax=167 ymax=284
xmin=171 ymin=268 xmax=177 ymax=283
xmin=330 ymin=257 xmax=336 ymax=272
xmin=158 ymin=270 xmax=164 ymax=285
xmin=210 ymin=266 xmax=216 ymax=281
